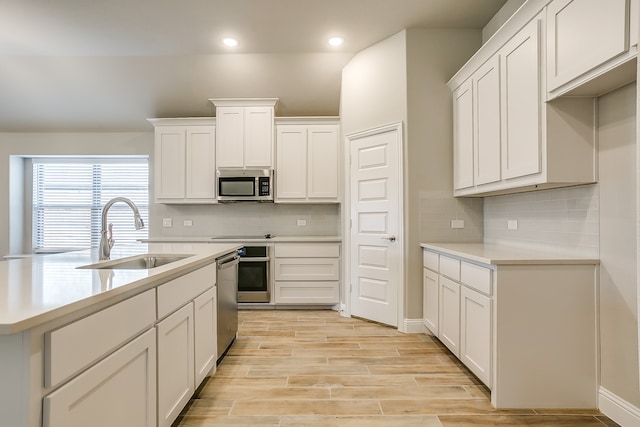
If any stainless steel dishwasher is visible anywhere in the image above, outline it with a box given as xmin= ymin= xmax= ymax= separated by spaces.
xmin=216 ymin=250 xmax=240 ymax=362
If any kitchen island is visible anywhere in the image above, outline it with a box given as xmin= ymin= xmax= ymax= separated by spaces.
xmin=421 ymin=242 xmax=599 ymax=409
xmin=0 ymin=242 xmax=241 ymax=427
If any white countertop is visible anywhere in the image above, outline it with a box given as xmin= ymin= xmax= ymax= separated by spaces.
xmin=420 ymin=242 xmax=599 ymax=265
xmin=0 ymin=242 xmax=241 ymax=335
xmin=143 ymin=235 xmax=342 ymax=243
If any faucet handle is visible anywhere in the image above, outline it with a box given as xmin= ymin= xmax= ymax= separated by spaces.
xmin=107 ymin=223 xmax=115 ymax=249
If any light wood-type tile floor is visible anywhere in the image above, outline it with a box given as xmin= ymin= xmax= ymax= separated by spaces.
xmin=175 ymin=310 xmax=619 ymax=427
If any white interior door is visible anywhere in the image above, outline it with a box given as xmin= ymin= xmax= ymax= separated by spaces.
xmin=349 ymin=123 xmax=403 ymax=327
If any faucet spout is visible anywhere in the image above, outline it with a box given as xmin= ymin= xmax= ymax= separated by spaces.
xmin=99 ymin=197 xmax=145 ymax=261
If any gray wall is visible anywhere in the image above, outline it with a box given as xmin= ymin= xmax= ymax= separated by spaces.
xmin=0 ymin=132 xmax=153 ymax=256
xmin=598 ymin=83 xmax=639 ymax=407
xmin=340 ymin=29 xmax=484 ymax=321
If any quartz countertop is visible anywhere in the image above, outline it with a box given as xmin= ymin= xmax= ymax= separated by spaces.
xmin=0 ymin=242 xmax=241 ymax=335
xmin=420 ymin=242 xmax=599 ymax=265
xmin=142 ymin=235 xmax=342 ymax=243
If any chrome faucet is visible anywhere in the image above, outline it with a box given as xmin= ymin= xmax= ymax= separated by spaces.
xmin=99 ymin=197 xmax=145 ymax=260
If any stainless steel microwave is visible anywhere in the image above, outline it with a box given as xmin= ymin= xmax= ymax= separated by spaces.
xmin=217 ymin=169 xmax=273 ymax=202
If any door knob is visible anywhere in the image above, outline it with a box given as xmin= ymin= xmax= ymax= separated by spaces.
xmin=381 ymin=235 xmax=397 ymax=242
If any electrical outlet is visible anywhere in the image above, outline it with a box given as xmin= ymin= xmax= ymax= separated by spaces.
xmin=507 ymin=220 xmax=518 ymax=230
xmin=162 ymin=217 xmax=172 ymax=227
xmin=297 ymin=219 xmax=307 ymax=226
xmin=183 ymin=219 xmax=193 ymax=227
xmin=450 ymin=219 xmax=465 ymax=229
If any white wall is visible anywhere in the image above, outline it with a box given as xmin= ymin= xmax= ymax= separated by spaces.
xmin=340 ymin=29 xmax=484 ymax=321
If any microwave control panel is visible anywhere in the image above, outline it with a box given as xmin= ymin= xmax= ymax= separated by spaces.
xmin=258 ymin=177 xmax=271 ymax=196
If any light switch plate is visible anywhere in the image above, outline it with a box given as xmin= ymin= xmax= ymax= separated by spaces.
xmin=162 ymin=218 xmax=172 ymax=227
xmin=297 ymin=219 xmax=307 ymax=226
xmin=183 ymin=219 xmax=193 ymax=227
xmin=450 ymin=219 xmax=465 ymax=229
xmin=507 ymin=219 xmax=518 ymax=230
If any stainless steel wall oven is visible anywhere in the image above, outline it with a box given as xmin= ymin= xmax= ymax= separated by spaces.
xmin=237 ymin=245 xmax=271 ymax=303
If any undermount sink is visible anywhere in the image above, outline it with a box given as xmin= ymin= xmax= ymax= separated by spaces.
xmin=78 ymin=254 xmax=192 ymax=270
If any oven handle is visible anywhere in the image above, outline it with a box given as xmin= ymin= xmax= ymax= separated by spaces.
xmin=239 ymin=257 xmax=271 ymax=262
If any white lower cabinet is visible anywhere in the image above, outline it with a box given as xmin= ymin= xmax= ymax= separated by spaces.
xmin=438 ymin=276 xmax=460 ymax=357
xmin=273 ymin=243 xmax=340 ymax=305
xmin=40 ymin=262 xmax=217 ymax=427
xmin=459 ymin=286 xmax=492 ymax=387
xmin=43 ymin=329 xmax=157 ymax=427
xmin=157 ymin=303 xmax=194 ymax=427
xmin=194 ymin=287 xmax=217 ymax=387
xmin=422 ymin=268 xmax=439 ymax=335
xmin=423 ymin=249 xmax=494 ymax=388
xmin=422 ymin=246 xmax=597 ymax=408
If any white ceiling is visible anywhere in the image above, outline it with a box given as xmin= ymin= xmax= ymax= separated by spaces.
xmin=0 ymin=0 xmax=507 ymax=131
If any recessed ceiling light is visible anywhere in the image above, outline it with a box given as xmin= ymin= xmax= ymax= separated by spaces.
xmin=223 ymin=38 xmax=238 ymax=47
xmin=328 ymin=37 xmax=343 ymax=47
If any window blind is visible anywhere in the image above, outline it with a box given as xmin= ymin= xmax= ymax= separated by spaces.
xmin=32 ymin=158 xmax=149 ymax=253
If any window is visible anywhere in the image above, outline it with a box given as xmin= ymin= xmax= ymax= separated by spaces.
xmin=32 ymin=158 xmax=149 ymax=253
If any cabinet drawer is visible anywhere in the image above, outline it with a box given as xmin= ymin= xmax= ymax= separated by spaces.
xmin=45 ymin=289 xmax=156 ymax=389
xmin=274 ymin=281 xmax=339 ymax=304
xmin=423 ymin=250 xmax=439 ymax=272
xmin=157 ymin=264 xmax=215 ymax=319
xmin=461 ymin=261 xmax=492 ymax=296
xmin=439 ymin=255 xmax=461 ymax=281
xmin=43 ymin=328 xmax=156 ymax=427
xmin=275 ymin=258 xmax=339 ymax=281
xmin=275 ymin=243 xmax=340 ymax=258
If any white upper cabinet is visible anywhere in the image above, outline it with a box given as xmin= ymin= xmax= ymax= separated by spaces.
xmin=275 ymin=118 xmax=340 ymax=203
xmin=210 ymin=98 xmax=278 ymax=169
xmin=448 ymin=6 xmax=598 ymax=197
xmin=149 ymin=118 xmax=216 ymax=204
xmin=547 ymin=0 xmax=634 ymax=97
xmin=500 ymin=18 xmax=541 ymax=180
xmin=474 ymin=55 xmax=502 ymax=186
xmin=452 ymin=80 xmax=474 ymax=191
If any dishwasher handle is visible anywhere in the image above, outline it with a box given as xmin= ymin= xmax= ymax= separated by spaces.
xmin=217 ymin=252 xmax=240 ymax=269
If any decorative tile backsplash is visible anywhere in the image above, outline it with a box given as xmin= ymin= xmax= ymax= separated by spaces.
xmin=151 ymin=203 xmax=341 ymax=238
xmin=483 ymin=184 xmax=599 ymax=257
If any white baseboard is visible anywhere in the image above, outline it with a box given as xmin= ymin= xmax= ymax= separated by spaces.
xmin=400 ymin=318 xmax=424 ymax=334
xmin=599 ymin=386 xmax=640 ymax=427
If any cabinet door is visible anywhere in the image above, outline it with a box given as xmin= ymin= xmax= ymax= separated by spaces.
xmin=43 ymin=329 xmax=156 ymax=427
xmin=473 ymin=55 xmax=501 ymax=186
xmin=501 ymin=17 xmax=542 ymax=180
xmin=157 ymin=303 xmax=194 ymax=427
xmin=460 ymin=286 xmax=492 ymax=387
xmin=216 ymin=107 xmax=244 ymax=168
xmin=308 ymin=125 xmax=339 ymax=200
xmin=194 ymin=288 xmax=216 ymax=387
xmin=185 ymin=126 xmax=216 ymax=200
xmin=423 ymin=268 xmax=439 ymax=335
xmin=547 ymin=0 xmax=629 ymax=91
xmin=155 ymin=126 xmax=186 ymax=200
xmin=453 ymin=79 xmax=474 ymax=190
xmin=438 ymin=276 xmax=460 ymax=356
xmin=244 ymin=106 xmax=274 ymax=167
xmin=276 ymin=125 xmax=308 ymax=200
